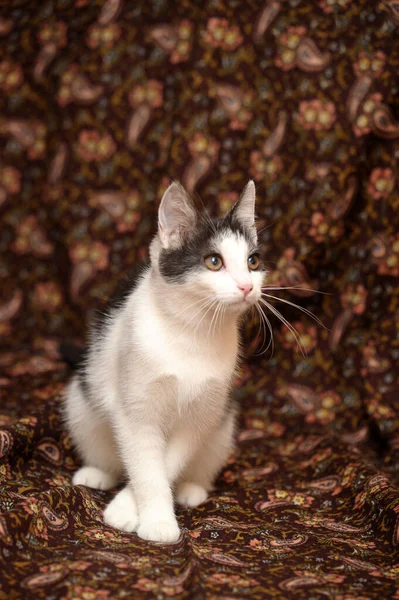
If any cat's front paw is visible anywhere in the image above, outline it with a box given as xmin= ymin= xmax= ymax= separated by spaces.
xmin=176 ymin=482 xmax=208 ymax=507
xmin=137 ymin=518 xmax=180 ymax=543
xmin=103 ymin=487 xmax=138 ymax=533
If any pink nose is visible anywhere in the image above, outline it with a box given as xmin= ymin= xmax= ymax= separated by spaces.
xmin=237 ymin=283 xmax=253 ymax=297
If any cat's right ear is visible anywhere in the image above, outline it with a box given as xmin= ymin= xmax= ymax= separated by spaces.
xmin=158 ymin=182 xmax=198 ymax=248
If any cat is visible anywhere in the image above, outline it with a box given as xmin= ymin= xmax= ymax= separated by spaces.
xmin=64 ymin=180 xmax=266 ymax=543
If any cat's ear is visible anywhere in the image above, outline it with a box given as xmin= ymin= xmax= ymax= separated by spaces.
xmin=229 ymin=180 xmax=256 ymax=231
xmin=158 ymin=182 xmax=198 ymax=248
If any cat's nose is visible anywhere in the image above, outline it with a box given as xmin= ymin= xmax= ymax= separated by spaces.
xmin=237 ymin=283 xmax=253 ymax=297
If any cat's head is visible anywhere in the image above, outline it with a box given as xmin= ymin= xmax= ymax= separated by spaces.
xmin=150 ymin=180 xmax=265 ymax=314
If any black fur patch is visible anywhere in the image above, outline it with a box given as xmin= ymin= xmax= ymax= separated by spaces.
xmin=78 ymin=368 xmax=90 ymax=398
xmin=92 ymin=263 xmax=149 ymax=336
xmin=159 ymin=213 xmax=257 ymax=282
xmin=59 ymin=340 xmax=85 ymax=369
xmin=75 ymin=263 xmax=149 ymax=399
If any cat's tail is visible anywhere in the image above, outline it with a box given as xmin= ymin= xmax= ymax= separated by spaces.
xmin=59 ymin=340 xmax=86 ymax=370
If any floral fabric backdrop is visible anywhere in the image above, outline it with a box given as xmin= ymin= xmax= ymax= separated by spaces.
xmin=1 ymin=0 xmax=399 ymax=598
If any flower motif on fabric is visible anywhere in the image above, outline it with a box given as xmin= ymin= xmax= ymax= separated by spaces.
xmin=370 ymin=233 xmax=399 ymax=276
xmin=12 ymin=216 xmax=54 ymax=258
xmin=249 ymin=533 xmax=308 ymax=555
xmin=0 ymin=60 xmax=23 ymax=91
xmin=340 ymin=284 xmax=368 ymax=315
xmin=353 ymin=93 xmax=382 ymax=136
xmin=70 ymin=241 xmax=109 ymax=270
xmin=354 ymin=475 xmax=391 ymax=510
xmin=129 ymin=80 xmax=163 ymax=109
xmin=150 ymin=20 xmax=194 ymax=63
xmin=280 ymin=322 xmax=318 ymax=354
xmin=204 ymin=18 xmax=243 ymax=51
xmin=60 ymin=586 xmax=111 ymax=600
xmin=319 ymin=0 xmax=351 ymax=13
xmin=353 ymin=51 xmax=387 ymax=79
xmin=213 ymin=84 xmax=254 ymax=130
xmin=33 ymin=282 xmax=63 ymax=311
xmin=86 ymin=23 xmax=121 ymax=49
xmin=275 ymin=26 xmax=331 ymax=72
xmin=77 ymin=129 xmax=116 ymax=162
xmin=366 ymin=168 xmax=396 ymax=200
xmin=0 ymin=119 xmax=47 ymax=160
xmin=34 ymin=21 xmax=68 ymax=80
xmin=38 ymin=21 xmax=67 ymax=47
xmin=266 ymin=248 xmax=319 ymax=297
xmin=308 ymin=211 xmax=344 ymax=243
xmin=366 ymin=398 xmax=396 ymax=421
xmin=275 ymin=26 xmax=306 ymax=70
xmin=361 ymin=341 xmax=391 ymax=376
xmin=298 ymin=99 xmax=336 ymax=131
xmin=127 ymin=80 xmax=164 ymax=146
xmin=69 ymin=241 xmax=110 ymax=299
xmin=0 ymin=165 xmax=21 ymax=209
xmin=206 ymin=573 xmax=259 ymax=587
xmin=305 ymin=391 xmax=342 ymax=425
xmin=21 ymin=499 xmax=68 ymax=541
xmin=57 ymin=65 xmax=104 ymax=107
xmin=183 ymin=132 xmax=220 ymax=192
xmin=89 ymin=189 xmax=141 ymax=233
xmin=250 ymin=151 xmax=283 ymax=182
xmin=264 ymin=489 xmax=315 ymax=508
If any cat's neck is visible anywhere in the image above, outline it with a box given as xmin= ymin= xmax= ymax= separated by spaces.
xmin=147 ymin=268 xmax=240 ymax=344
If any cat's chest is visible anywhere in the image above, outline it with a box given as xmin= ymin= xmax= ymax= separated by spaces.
xmin=165 ymin=344 xmax=236 ymax=387
xmin=136 ymin=305 xmax=239 ymax=383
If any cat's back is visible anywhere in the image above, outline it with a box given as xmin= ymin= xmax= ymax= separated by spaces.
xmin=91 ymin=263 xmax=150 ymax=340
xmin=83 ymin=264 xmax=150 ymax=406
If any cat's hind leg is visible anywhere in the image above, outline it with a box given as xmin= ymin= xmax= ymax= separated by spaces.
xmin=176 ymin=407 xmax=236 ymax=507
xmin=72 ymin=466 xmax=118 ymax=491
xmin=65 ymin=375 xmax=123 ymax=491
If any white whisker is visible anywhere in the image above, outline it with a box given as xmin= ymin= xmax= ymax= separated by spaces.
xmin=262 ymin=285 xmax=330 ymax=295
xmin=194 ymin=299 xmax=218 ymax=337
xmin=175 ymin=297 xmax=216 ymax=342
xmin=260 ymin=304 xmax=274 ymax=356
xmin=261 ymin=292 xmax=328 ymax=331
xmin=254 ymin=303 xmax=274 ymax=357
xmin=259 ymin=298 xmax=307 ymax=357
xmin=218 ymin=303 xmax=226 ymax=334
xmin=209 ymin=302 xmax=223 ymax=338
xmin=254 ymin=304 xmax=267 ymax=354
xmin=173 ymin=295 xmax=216 ymax=321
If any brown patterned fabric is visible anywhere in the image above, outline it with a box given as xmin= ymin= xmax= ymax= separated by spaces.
xmin=1 ymin=0 xmax=399 ymax=597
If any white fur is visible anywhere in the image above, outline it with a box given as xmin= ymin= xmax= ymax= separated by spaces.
xmin=65 ymin=181 xmax=264 ymax=543
xmin=176 ymin=482 xmax=208 ymax=507
xmin=103 ymin=486 xmax=138 ymax=532
xmin=72 ymin=466 xmax=118 ymax=490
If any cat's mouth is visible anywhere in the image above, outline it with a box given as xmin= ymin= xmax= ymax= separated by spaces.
xmin=226 ymin=297 xmax=255 ymax=310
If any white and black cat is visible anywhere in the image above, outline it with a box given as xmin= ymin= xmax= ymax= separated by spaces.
xmin=64 ymin=180 xmax=266 ymax=543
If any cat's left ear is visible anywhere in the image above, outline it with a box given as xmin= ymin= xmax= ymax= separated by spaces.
xmin=229 ymin=180 xmax=256 ymax=233
xmin=158 ymin=182 xmax=198 ymax=249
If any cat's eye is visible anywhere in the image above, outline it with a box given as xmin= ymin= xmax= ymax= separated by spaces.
xmin=248 ymin=254 xmax=260 ymax=271
xmin=205 ymin=254 xmax=223 ymax=271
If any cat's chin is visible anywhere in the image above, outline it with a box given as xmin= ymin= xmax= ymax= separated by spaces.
xmin=223 ymin=299 xmax=254 ymax=314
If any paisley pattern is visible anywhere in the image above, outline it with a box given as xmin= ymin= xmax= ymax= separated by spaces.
xmin=1 ymin=0 xmax=399 ymax=597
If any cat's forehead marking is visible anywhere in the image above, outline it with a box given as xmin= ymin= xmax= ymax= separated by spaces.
xmin=158 ymin=214 xmax=256 ymax=282
xmin=216 ymin=230 xmax=248 ymax=257
xmin=212 ymin=223 xmax=256 ymax=254
xmin=217 ymin=232 xmax=251 ymax=274
xmin=210 ymin=212 xmax=254 ymax=244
